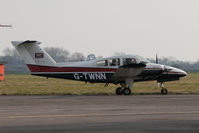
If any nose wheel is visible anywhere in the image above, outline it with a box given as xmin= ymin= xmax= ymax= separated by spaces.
xmin=159 ymin=82 xmax=168 ymax=95
xmin=161 ymin=88 xmax=168 ymax=95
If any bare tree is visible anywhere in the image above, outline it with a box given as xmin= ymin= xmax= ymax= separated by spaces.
xmin=3 ymin=47 xmax=20 ymax=58
xmin=44 ymin=47 xmax=70 ymax=62
xmin=1 ymin=47 xmax=199 ymax=73
xmin=70 ymin=52 xmax=85 ymax=61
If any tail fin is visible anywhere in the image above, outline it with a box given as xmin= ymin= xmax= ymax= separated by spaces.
xmin=11 ymin=40 xmax=56 ymax=66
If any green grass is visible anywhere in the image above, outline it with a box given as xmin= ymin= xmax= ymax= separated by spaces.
xmin=0 ymin=73 xmax=198 ymax=95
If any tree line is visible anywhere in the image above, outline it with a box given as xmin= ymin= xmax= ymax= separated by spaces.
xmin=1 ymin=47 xmax=86 ymax=73
xmin=0 ymin=47 xmax=198 ymax=73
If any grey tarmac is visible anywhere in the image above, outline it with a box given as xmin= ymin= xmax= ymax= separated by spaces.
xmin=0 ymin=95 xmax=199 ymax=133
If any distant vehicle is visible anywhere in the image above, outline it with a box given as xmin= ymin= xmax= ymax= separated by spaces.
xmin=12 ymin=40 xmax=187 ymax=95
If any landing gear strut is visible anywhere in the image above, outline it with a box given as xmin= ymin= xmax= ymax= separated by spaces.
xmin=115 ymin=79 xmax=133 ymax=95
xmin=159 ymin=82 xmax=168 ymax=95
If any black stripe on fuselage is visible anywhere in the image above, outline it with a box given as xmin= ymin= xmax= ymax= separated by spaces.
xmin=31 ymin=69 xmax=163 ymax=83
xmin=32 ymin=72 xmax=115 ymax=83
xmin=31 ymin=69 xmax=183 ymax=83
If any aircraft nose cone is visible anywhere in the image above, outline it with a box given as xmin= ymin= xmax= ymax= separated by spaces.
xmin=181 ymin=70 xmax=187 ymax=77
xmin=165 ymin=66 xmax=187 ymax=77
xmin=175 ymin=68 xmax=187 ymax=77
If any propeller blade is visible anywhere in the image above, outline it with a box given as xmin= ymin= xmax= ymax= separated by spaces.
xmin=156 ymin=54 xmax=158 ymax=64
xmin=164 ymin=65 xmax=167 ymax=72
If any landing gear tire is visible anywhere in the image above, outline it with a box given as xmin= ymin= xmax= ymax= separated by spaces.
xmin=123 ymin=88 xmax=131 ymax=95
xmin=161 ymin=88 xmax=168 ymax=95
xmin=116 ymin=87 xmax=123 ymax=95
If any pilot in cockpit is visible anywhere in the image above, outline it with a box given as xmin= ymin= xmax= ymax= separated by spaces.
xmin=111 ymin=59 xmax=117 ymax=66
xmin=131 ymin=58 xmax=136 ymax=63
xmin=123 ymin=58 xmax=136 ymax=65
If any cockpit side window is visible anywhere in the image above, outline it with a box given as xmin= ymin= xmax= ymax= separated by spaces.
xmin=123 ymin=58 xmax=136 ymax=65
xmin=97 ymin=60 xmax=108 ymax=66
xmin=109 ymin=58 xmax=120 ymax=66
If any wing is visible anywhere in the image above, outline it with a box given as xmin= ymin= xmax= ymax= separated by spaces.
xmin=112 ymin=62 xmax=146 ymax=80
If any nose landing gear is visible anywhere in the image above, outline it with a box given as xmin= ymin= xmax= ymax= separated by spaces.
xmin=159 ymin=82 xmax=168 ymax=95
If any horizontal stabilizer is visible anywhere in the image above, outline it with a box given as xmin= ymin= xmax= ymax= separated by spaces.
xmin=12 ymin=40 xmax=40 ymax=47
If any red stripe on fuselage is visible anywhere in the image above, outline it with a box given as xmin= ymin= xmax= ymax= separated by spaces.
xmin=27 ymin=64 xmax=117 ymax=73
xmin=144 ymin=68 xmax=162 ymax=70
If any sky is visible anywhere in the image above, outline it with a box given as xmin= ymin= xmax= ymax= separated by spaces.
xmin=0 ymin=0 xmax=199 ymax=61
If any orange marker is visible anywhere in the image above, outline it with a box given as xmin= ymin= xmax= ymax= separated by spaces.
xmin=0 ymin=62 xmax=6 ymax=81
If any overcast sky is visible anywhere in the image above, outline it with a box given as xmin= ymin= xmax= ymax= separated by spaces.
xmin=0 ymin=0 xmax=199 ymax=61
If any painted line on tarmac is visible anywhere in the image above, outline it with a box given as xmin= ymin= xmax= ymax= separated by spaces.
xmin=0 ymin=111 xmax=199 ymax=119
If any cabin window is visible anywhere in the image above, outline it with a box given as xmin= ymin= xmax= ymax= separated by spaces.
xmin=123 ymin=58 xmax=136 ymax=65
xmin=109 ymin=58 xmax=120 ymax=66
xmin=97 ymin=60 xmax=108 ymax=66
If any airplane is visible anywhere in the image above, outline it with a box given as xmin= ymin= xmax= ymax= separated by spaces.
xmin=11 ymin=40 xmax=187 ymax=95
xmin=0 ymin=24 xmax=12 ymax=28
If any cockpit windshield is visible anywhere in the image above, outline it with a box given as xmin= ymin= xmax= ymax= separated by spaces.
xmin=96 ymin=55 xmax=150 ymax=67
xmin=135 ymin=55 xmax=150 ymax=63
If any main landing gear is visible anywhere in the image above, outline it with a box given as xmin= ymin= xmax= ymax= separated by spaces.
xmin=116 ymin=80 xmax=133 ymax=95
xmin=116 ymin=87 xmax=131 ymax=95
xmin=159 ymin=82 xmax=168 ymax=95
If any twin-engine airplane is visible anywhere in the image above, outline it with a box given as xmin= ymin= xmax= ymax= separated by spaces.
xmin=12 ymin=40 xmax=187 ymax=95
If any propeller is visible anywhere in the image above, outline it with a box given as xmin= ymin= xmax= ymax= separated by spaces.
xmin=156 ymin=53 xmax=158 ymax=64
xmin=156 ymin=54 xmax=169 ymax=74
xmin=163 ymin=65 xmax=168 ymax=73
